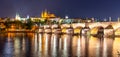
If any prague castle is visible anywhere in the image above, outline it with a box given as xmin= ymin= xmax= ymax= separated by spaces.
xmin=14 ymin=10 xmax=57 ymax=22
xmin=14 ymin=10 xmax=94 ymax=23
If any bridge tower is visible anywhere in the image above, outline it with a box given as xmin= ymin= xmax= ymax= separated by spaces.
xmin=109 ymin=17 xmax=112 ymax=22
xmin=118 ymin=17 xmax=120 ymax=22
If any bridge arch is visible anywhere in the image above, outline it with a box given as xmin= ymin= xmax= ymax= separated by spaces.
xmin=104 ymin=25 xmax=114 ymax=37
xmin=90 ymin=26 xmax=104 ymax=36
xmin=73 ymin=27 xmax=83 ymax=34
xmin=105 ymin=25 xmax=113 ymax=29
xmin=115 ymin=27 xmax=120 ymax=36
xmin=81 ymin=26 xmax=90 ymax=35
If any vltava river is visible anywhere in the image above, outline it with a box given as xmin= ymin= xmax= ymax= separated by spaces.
xmin=0 ymin=33 xmax=120 ymax=57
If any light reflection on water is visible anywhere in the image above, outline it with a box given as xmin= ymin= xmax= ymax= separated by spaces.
xmin=0 ymin=33 xmax=120 ymax=57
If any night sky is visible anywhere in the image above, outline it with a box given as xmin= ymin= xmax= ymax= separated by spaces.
xmin=0 ymin=0 xmax=120 ymax=20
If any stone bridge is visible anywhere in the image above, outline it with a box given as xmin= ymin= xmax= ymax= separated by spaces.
xmin=61 ymin=22 xmax=120 ymax=35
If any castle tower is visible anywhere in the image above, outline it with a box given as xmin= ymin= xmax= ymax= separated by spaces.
xmin=118 ymin=17 xmax=120 ymax=22
xmin=109 ymin=17 xmax=111 ymax=22
xmin=15 ymin=13 xmax=21 ymax=20
xmin=27 ymin=15 xmax=30 ymax=19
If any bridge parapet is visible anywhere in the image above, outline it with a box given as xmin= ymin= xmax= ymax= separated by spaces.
xmin=60 ymin=22 xmax=120 ymax=30
xmin=71 ymin=23 xmax=85 ymax=28
xmin=88 ymin=22 xmax=110 ymax=29
xmin=88 ymin=22 xmax=120 ymax=29
xmin=61 ymin=24 xmax=71 ymax=29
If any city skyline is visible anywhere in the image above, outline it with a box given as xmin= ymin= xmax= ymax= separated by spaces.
xmin=0 ymin=0 xmax=120 ymax=20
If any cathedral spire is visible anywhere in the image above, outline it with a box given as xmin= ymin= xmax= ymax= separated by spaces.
xmin=44 ymin=9 xmax=48 ymax=18
xmin=41 ymin=11 xmax=43 ymax=18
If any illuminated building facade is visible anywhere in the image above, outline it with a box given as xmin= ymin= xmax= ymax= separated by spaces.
xmin=41 ymin=10 xmax=56 ymax=19
xmin=15 ymin=13 xmax=29 ymax=21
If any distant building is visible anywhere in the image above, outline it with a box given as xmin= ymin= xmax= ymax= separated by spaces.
xmin=15 ymin=13 xmax=29 ymax=21
xmin=41 ymin=10 xmax=56 ymax=19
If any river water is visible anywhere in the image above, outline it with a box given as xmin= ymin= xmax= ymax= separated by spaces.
xmin=0 ymin=33 xmax=120 ymax=57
